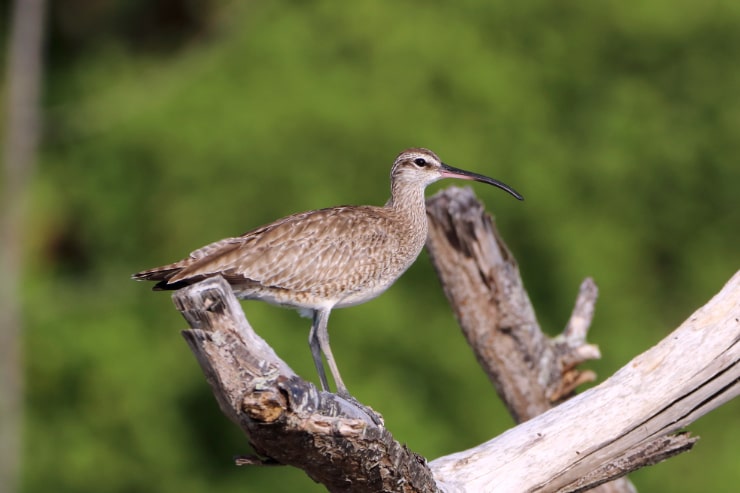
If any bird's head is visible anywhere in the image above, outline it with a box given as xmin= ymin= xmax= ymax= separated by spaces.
xmin=390 ymin=148 xmax=524 ymax=201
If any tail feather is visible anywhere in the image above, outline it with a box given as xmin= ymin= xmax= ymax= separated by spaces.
xmin=151 ymin=278 xmax=198 ymax=291
xmin=132 ymin=261 xmax=188 ymax=289
xmin=132 ymin=237 xmax=244 ymax=291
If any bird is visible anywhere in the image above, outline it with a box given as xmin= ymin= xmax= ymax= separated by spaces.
xmin=133 ymin=148 xmax=523 ymax=405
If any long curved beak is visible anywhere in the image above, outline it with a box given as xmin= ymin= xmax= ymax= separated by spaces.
xmin=439 ymin=163 xmax=524 ymax=201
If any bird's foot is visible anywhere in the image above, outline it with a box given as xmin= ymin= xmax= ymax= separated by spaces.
xmin=337 ymin=391 xmax=384 ymax=427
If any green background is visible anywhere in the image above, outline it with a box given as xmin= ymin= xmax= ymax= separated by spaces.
xmin=5 ymin=0 xmax=739 ymax=491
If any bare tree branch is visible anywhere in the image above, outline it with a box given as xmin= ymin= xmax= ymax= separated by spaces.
xmin=428 ymin=269 xmax=738 ymax=492
xmin=424 ymin=186 xmax=731 ymax=492
xmin=425 ymin=186 xmax=601 ymax=414
xmin=173 ymin=278 xmax=440 ymax=493
xmin=170 ymin=268 xmax=738 ymax=492
xmin=164 ymin=187 xmax=738 ymax=492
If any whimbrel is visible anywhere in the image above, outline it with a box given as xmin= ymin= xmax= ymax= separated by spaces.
xmin=133 ymin=148 xmax=523 ymax=403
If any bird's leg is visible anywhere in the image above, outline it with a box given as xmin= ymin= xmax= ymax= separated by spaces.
xmin=311 ymin=309 xmax=384 ymax=426
xmin=311 ymin=308 xmax=348 ymax=395
xmin=308 ymin=310 xmax=331 ymax=392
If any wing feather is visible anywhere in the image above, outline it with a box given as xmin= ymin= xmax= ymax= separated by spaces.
xmin=164 ymin=206 xmax=402 ymax=295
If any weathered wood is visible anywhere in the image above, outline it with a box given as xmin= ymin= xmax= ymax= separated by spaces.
xmin=424 ymin=187 xmax=737 ymax=492
xmin=168 ymin=187 xmax=738 ymax=492
xmin=424 ymin=186 xmax=631 ymax=492
xmin=425 ymin=186 xmax=601 ymax=419
xmin=172 ymin=270 xmax=738 ymax=493
xmin=172 ymin=277 xmax=440 ymax=493
xmin=428 ymin=269 xmax=739 ymax=492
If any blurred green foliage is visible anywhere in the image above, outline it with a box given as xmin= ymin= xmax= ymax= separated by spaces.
xmin=3 ymin=0 xmax=738 ymax=491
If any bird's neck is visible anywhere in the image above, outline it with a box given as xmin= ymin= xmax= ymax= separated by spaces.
xmin=385 ymin=181 xmax=429 ymax=235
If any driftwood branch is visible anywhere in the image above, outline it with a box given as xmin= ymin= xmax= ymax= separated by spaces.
xmin=429 ymin=267 xmax=737 ymax=491
xmin=169 ymin=187 xmax=739 ymax=493
xmin=426 ymin=187 xmax=600 ymax=419
xmin=173 ymin=279 xmax=438 ymax=493
xmin=425 ymin=186 xmax=626 ymax=492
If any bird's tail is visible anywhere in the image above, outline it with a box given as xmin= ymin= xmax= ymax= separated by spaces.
xmin=131 ymin=262 xmax=189 ymax=291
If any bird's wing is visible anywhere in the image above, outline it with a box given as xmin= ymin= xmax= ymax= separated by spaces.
xmin=167 ymin=206 xmax=401 ymax=293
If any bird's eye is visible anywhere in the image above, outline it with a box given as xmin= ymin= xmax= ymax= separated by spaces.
xmin=413 ymin=158 xmax=428 ymax=167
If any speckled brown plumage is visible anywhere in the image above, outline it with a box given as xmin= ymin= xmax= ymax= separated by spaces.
xmin=133 ymin=148 xmax=523 ymax=402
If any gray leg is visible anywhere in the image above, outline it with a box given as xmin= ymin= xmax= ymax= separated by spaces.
xmin=311 ymin=308 xmax=349 ymax=396
xmin=310 ymin=309 xmax=383 ymax=425
xmin=309 ymin=310 xmax=331 ymax=391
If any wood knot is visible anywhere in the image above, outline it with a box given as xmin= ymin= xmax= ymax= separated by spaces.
xmin=242 ymin=389 xmax=286 ymax=423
